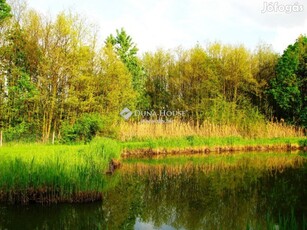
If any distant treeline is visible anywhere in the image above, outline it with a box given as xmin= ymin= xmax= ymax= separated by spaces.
xmin=0 ymin=1 xmax=306 ymax=142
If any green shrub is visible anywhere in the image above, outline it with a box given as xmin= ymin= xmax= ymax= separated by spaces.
xmin=3 ymin=122 xmax=38 ymax=142
xmin=60 ymin=113 xmax=104 ymax=144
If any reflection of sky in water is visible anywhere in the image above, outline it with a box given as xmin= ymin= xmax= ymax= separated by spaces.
xmin=135 ymin=218 xmax=185 ymax=230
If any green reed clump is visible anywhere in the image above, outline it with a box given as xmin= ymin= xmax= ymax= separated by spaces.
xmin=0 ymin=138 xmax=120 ymax=204
xmin=122 ymin=136 xmax=306 ymax=152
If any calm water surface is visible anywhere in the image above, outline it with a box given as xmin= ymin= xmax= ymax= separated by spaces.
xmin=0 ymin=152 xmax=306 ymax=230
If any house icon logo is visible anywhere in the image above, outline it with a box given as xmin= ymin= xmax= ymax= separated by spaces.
xmin=120 ymin=108 xmax=133 ymax=120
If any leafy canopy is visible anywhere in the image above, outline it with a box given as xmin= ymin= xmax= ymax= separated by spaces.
xmin=269 ymin=35 xmax=307 ymax=127
xmin=0 ymin=0 xmax=11 ymax=22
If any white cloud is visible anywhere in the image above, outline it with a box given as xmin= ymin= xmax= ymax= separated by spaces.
xmin=24 ymin=0 xmax=307 ymax=53
xmin=272 ymin=18 xmax=307 ymax=52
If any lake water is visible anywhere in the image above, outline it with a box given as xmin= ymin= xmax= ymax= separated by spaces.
xmin=0 ymin=152 xmax=306 ymax=230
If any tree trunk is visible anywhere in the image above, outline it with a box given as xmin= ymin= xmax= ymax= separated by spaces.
xmin=0 ymin=130 xmax=2 ymax=147
xmin=52 ymin=131 xmax=55 ymax=145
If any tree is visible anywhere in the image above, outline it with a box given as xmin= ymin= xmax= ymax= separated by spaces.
xmin=171 ymin=45 xmax=220 ymax=123
xmin=222 ymin=45 xmax=255 ymax=103
xmin=0 ymin=0 xmax=304 ymax=143
xmin=142 ymin=49 xmax=173 ymax=112
xmin=96 ymin=44 xmax=136 ymax=115
xmin=250 ymin=43 xmax=278 ymax=116
xmin=0 ymin=19 xmax=39 ymax=137
xmin=268 ymin=35 xmax=307 ymax=127
xmin=106 ymin=28 xmax=146 ymax=108
xmin=0 ymin=0 xmax=11 ymax=23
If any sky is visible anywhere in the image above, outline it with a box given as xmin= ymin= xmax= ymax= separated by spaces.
xmin=24 ymin=0 xmax=307 ymax=54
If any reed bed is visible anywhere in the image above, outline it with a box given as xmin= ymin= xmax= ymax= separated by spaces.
xmin=0 ymin=138 xmax=121 ymax=204
xmin=119 ymin=120 xmax=305 ymax=141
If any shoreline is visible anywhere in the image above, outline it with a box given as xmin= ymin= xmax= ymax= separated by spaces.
xmin=122 ymin=144 xmax=307 ymax=158
xmin=121 ymin=137 xmax=307 ymax=158
xmin=0 ymin=136 xmax=306 ymax=204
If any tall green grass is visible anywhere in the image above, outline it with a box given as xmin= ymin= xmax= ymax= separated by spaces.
xmin=0 ymin=138 xmax=121 ymax=204
xmin=122 ymin=136 xmax=306 ymax=151
xmin=0 ymin=135 xmax=305 ymax=204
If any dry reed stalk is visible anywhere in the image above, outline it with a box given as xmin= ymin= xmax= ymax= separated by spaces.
xmin=119 ymin=120 xmax=304 ymax=141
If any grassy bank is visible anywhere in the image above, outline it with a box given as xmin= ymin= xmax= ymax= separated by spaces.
xmin=0 ymin=135 xmax=306 ymax=204
xmin=0 ymin=138 xmax=121 ymax=204
xmin=121 ymin=136 xmax=307 ymax=157
xmin=119 ymin=120 xmax=306 ymax=157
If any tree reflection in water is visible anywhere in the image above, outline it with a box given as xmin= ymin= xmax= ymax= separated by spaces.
xmin=0 ymin=153 xmax=306 ymax=230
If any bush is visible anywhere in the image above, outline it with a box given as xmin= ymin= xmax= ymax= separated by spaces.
xmin=60 ymin=113 xmax=104 ymax=144
xmin=3 ymin=122 xmax=38 ymax=142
